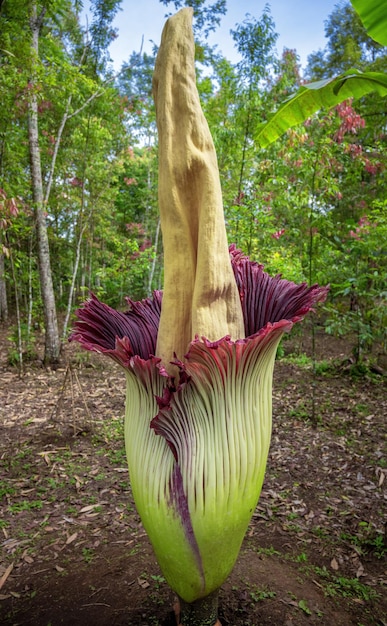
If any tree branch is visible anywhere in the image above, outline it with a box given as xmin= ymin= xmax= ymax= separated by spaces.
xmin=43 ymin=32 xmax=145 ymax=205
xmin=44 ymin=95 xmax=72 ymax=205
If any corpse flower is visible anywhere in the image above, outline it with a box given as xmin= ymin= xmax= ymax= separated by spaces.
xmin=70 ymin=8 xmax=328 ymax=626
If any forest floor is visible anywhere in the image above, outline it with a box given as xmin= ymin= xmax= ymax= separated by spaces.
xmin=0 ymin=321 xmax=386 ymax=626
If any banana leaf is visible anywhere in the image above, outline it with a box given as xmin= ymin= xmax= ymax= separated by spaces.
xmin=255 ymin=69 xmax=387 ymax=148
xmin=351 ymin=0 xmax=387 ymax=46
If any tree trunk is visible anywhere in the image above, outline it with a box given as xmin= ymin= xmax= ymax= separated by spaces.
xmin=147 ymin=218 xmax=160 ymax=296
xmin=8 ymin=246 xmax=23 ymax=375
xmin=28 ymin=2 xmax=60 ymax=363
xmin=62 ymin=221 xmax=87 ymax=341
xmin=0 ymin=247 xmax=8 ymax=322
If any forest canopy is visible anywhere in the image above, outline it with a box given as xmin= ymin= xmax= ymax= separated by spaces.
xmin=0 ymin=0 xmax=386 ymax=368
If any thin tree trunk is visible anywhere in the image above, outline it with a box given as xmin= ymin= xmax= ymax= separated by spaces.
xmin=28 ymin=2 xmax=60 ymax=363
xmin=44 ymin=94 xmax=72 ymax=206
xmin=88 ymin=235 xmax=93 ymax=291
xmin=147 ymin=218 xmax=160 ymax=296
xmin=62 ymin=221 xmax=87 ymax=340
xmin=235 ymin=83 xmax=252 ymax=244
xmin=309 ymin=155 xmax=319 ymax=425
xmin=62 ymin=115 xmax=91 ymax=340
xmin=0 ymin=113 xmax=8 ymax=321
xmin=27 ymin=235 xmax=34 ymax=342
xmin=0 ymin=234 xmax=8 ymax=322
xmin=236 ymin=82 xmax=253 ymax=203
xmin=8 ymin=244 xmax=23 ymax=375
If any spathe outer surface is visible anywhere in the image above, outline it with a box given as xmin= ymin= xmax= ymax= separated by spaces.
xmin=70 ymin=247 xmax=328 ymax=602
xmin=70 ymin=4 xmax=328 ymax=610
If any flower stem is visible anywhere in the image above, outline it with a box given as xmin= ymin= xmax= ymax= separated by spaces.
xmin=176 ymin=589 xmax=220 ymax=626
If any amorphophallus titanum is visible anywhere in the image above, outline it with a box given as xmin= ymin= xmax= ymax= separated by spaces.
xmin=70 ymin=8 xmax=328 ymax=626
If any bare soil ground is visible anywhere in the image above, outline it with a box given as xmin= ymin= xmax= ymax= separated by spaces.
xmin=0 ymin=323 xmax=386 ymax=626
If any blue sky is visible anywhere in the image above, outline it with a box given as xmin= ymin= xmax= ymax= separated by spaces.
xmin=89 ymin=0 xmax=341 ymax=72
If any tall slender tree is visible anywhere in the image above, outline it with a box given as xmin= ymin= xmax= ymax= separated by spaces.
xmin=28 ymin=0 xmax=61 ymax=363
xmin=0 ymin=0 xmax=124 ymax=362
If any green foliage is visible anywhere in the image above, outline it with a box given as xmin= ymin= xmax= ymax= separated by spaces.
xmin=298 ymin=599 xmax=312 ymax=615
xmin=249 ymin=587 xmax=276 ymax=603
xmin=341 ymin=522 xmax=387 ymax=559
xmin=88 ymin=0 xmax=121 ymax=72
xmin=8 ymin=500 xmax=44 ymax=514
xmin=160 ymin=0 xmax=227 ymax=39
xmin=0 ymin=0 xmax=159 ymax=325
xmin=255 ymin=69 xmax=387 ymax=148
xmin=306 ymin=2 xmax=384 ymax=79
xmin=351 ymin=0 xmax=387 ymax=46
xmin=231 ymin=7 xmax=278 ymax=82
xmin=315 ymin=567 xmax=380 ymax=601
xmin=256 ymin=0 xmax=387 ymax=147
xmin=323 ymin=205 xmax=387 ymax=361
xmin=7 ymin=323 xmax=38 ymax=366
xmin=81 ymin=546 xmax=95 ymax=563
xmin=0 ymin=0 xmax=386 ymax=367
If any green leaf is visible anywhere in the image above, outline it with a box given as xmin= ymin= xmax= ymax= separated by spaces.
xmin=351 ymin=0 xmax=387 ymax=46
xmin=255 ymin=69 xmax=387 ymax=147
xmin=298 ymin=599 xmax=312 ymax=615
